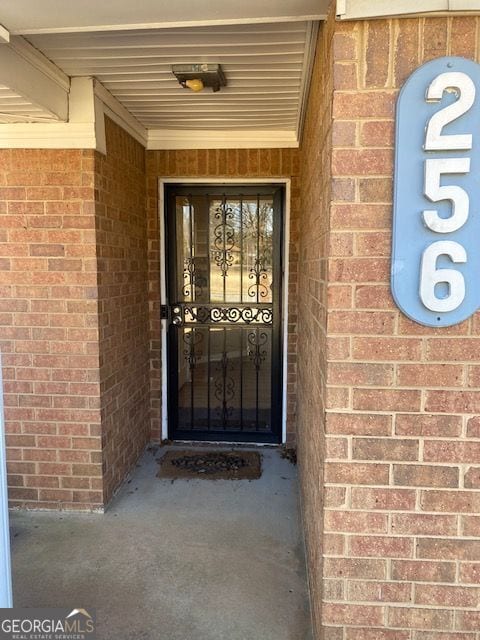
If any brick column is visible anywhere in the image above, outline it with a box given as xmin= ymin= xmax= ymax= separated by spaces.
xmin=0 ymin=149 xmax=104 ymax=510
xmin=0 ymin=119 xmax=150 ymax=510
xmin=319 ymin=13 xmax=480 ymax=640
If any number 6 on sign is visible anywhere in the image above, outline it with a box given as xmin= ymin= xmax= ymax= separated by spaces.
xmin=419 ymin=241 xmax=467 ymax=312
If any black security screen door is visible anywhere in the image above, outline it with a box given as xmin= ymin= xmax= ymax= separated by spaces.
xmin=166 ymin=185 xmax=283 ymax=443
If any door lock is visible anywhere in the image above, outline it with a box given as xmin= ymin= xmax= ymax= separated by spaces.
xmin=171 ymin=306 xmax=183 ymax=326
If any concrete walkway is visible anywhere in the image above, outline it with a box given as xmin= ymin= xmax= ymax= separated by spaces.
xmin=11 ymin=446 xmax=312 ymax=640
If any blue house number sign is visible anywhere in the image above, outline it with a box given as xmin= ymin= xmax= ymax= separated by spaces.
xmin=392 ymin=57 xmax=480 ymax=327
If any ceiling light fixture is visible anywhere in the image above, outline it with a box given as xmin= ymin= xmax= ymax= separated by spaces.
xmin=171 ymin=64 xmax=227 ymax=93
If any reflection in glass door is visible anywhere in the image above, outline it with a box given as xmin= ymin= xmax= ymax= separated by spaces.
xmin=166 ymin=185 xmax=283 ymax=443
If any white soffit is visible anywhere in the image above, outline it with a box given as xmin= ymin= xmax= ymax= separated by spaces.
xmin=1 ymin=0 xmax=329 ymax=34
xmin=0 ymin=1 xmax=322 ymax=150
xmin=337 ymin=0 xmax=480 ymax=19
xmin=25 ymin=21 xmax=318 ymax=147
xmin=0 ymin=85 xmax=58 ymax=123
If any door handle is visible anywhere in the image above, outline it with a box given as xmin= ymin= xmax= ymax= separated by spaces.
xmin=171 ymin=306 xmax=183 ymax=327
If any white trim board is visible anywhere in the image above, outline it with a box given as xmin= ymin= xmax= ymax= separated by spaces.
xmin=0 ymin=25 xmax=10 ymax=44
xmin=337 ymin=0 xmax=480 ymax=19
xmin=297 ymin=21 xmax=319 ymax=146
xmin=4 ymin=0 xmax=329 ymax=35
xmin=158 ymin=177 xmax=291 ymax=445
xmin=0 ymin=125 xmax=299 ymax=150
xmin=0 ymin=355 xmax=13 ymax=608
xmin=0 ymin=77 xmax=148 ymax=151
xmin=94 ymin=81 xmax=147 ymax=148
xmin=12 ymin=16 xmax=329 ymax=35
xmin=148 ymin=130 xmax=298 ymax=150
xmin=0 ymin=122 xmax=97 ymax=148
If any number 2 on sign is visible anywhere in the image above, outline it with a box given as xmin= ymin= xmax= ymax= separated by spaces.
xmin=420 ymin=71 xmax=474 ymax=313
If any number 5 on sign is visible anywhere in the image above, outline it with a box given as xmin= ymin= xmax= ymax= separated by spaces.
xmin=392 ymin=57 xmax=480 ymax=327
xmin=423 ymin=158 xmax=470 ymax=233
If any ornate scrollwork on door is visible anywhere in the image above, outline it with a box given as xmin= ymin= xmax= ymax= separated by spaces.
xmin=214 ymin=350 xmax=235 ymax=424
xmin=183 ymin=305 xmax=273 ymax=325
xmin=169 ymin=185 xmax=281 ymax=441
xmin=182 ymin=258 xmax=207 ymax=299
xmin=183 ymin=329 xmax=203 ymax=370
xmin=212 ymin=202 xmax=235 ymax=277
xmin=248 ymin=257 xmax=270 ymax=300
xmin=247 ymin=331 xmax=268 ymax=371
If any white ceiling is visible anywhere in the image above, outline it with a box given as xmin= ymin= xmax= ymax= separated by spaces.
xmin=0 ymin=0 xmax=325 ymax=146
xmin=26 ymin=22 xmax=316 ymax=131
xmin=0 ymin=84 xmax=58 ymax=123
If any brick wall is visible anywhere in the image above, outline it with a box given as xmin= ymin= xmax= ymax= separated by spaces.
xmin=146 ymin=149 xmax=300 ymax=442
xmin=0 ymin=149 xmax=104 ymax=510
xmin=297 ymin=13 xmax=335 ymax=636
xmin=301 ymin=12 xmax=480 ymax=640
xmin=0 ymin=118 xmax=151 ymax=510
xmin=94 ymin=118 xmax=150 ymax=504
xmin=1 ymin=139 xmax=299 ymax=508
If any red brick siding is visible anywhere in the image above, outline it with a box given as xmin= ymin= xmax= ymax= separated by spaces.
xmin=0 ymin=118 xmax=151 ymax=509
xmin=310 ymin=13 xmax=480 ymax=640
xmin=0 ymin=149 xmax=103 ymax=510
xmin=94 ymin=118 xmax=150 ymax=504
xmin=146 ymin=149 xmax=300 ymax=443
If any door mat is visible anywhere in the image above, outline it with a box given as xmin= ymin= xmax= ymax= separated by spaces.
xmin=157 ymin=450 xmax=262 ymax=480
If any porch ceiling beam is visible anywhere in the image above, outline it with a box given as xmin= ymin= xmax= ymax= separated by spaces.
xmin=0 ymin=36 xmax=69 ymax=121
xmin=1 ymin=0 xmax=329 ymax=35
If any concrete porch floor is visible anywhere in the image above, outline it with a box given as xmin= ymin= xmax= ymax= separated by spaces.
xmin=10 ymin=446 xmax=312 ymax=640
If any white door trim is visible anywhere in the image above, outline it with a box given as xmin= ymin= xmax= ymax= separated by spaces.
xmin=0 ymin=355 xmax=13 ymax=607
xmin=158 ymin=177 xmax=291 ymax=444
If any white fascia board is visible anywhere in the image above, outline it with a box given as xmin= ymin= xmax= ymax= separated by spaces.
xmin=337 ymin=0 xmax=450 ymax=19
xmin=0 ymin=25 xmax=10 ymax=44
xmin=0 ymin=76 xmax=147 ymax=152
xmin=14 ymin=15 xmax=329 ymax=35
xmin=0 ymin=77 xmax=97 ymax=150
xmin=297 ymin=21 xmax=319 ymax=145
xmin=5 ymin=0 xmax=328 ymax=35
xmin=94 ymin=81 xmax=147 ymax=148
xmin=0 ymin=36 xmax=69 ymax=120
xmin=449 ymin=0 xmax=480 ymax=8
xmin=147 ymin=129 xmax=299 ymax=150
xmin=0 ymin=122 xmax=97 ymax=148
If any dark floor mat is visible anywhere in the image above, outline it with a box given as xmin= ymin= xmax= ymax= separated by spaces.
xmin=157 ymin=450 xmax=262 ymax=480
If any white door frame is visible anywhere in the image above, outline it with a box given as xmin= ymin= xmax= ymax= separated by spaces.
xmin=0 ymin=355 xmax=13 ymax=607
xmin=158 ymin=178 xmax=291 ymax=444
